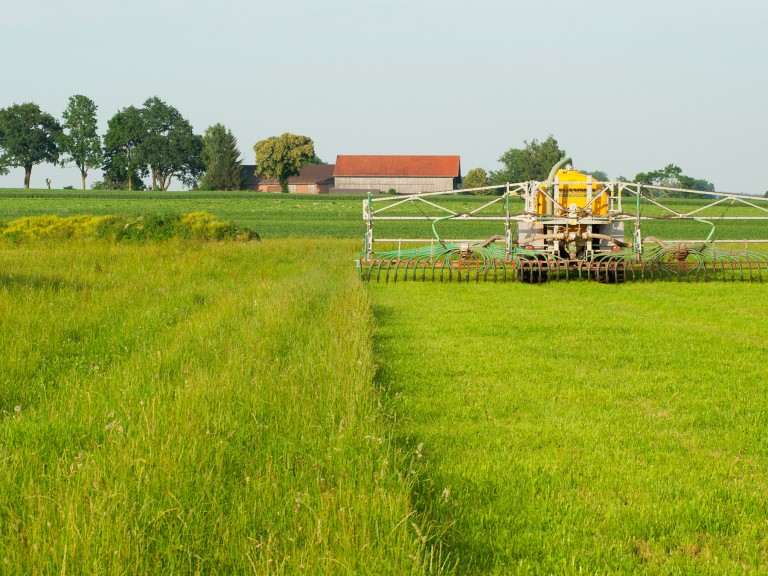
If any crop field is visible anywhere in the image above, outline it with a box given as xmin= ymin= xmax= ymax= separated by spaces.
xmin=3 ymin=189 xmax=768 ymax=243
xmin=2 ymin=191 xmax=768 ymax=574
xmin=0 ymin=190 xmax=361 ymax=239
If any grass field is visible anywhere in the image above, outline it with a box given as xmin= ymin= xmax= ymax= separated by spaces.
xmin=0 ymin=240 xmax=438 ymax=574
xmin=3 ymin=188 xmax=768 ymax=242
xmin=2 ymin=191 xmax=768 ymax=574
xmin=0 ymin=189 xmax=364 ymax=239
xmin=372 ymin=282 xmax=768 ymax=573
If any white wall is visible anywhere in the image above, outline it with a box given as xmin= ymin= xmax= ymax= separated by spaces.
xmin=334 ymin=177 xmax=455 ymax=194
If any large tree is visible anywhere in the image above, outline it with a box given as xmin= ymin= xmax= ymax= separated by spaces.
xmin=103 ymin=105 xmax=148 ymax=191
xmin=199 ymin=123 xmax=243 ymax=191
xmin=0 ymin=102 xmax=61 ymax=188
xmin=253 ymin=133 xmax=316 ymax=192
xmin=462 ymin=167 xmax=489 ymax=193
xmin=137 ymin=97 xmax=203 ymax=191
xmin=58 ymin=95 xmax=103 ymax=190
xmin=490 ymin=135 xmax=565 ymax=184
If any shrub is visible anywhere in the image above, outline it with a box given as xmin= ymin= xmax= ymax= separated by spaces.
xmin=0 ymin=215 xmax=110 ymax=242
xmin=181 ymin=211 xmax=230 ymax=240
xmin=0 ymin=212 xmax=259 ymax=243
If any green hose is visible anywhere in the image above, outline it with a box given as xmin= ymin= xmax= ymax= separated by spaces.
xmin=693 ymin=217 xmax=716 ymax=244
xmin=544 ymin=156 xmax=572 ymax=215
xmin=546 ymin=156 xmax=572 ymax=183
xmin=430 ymin=214 xmax=456 ymax=247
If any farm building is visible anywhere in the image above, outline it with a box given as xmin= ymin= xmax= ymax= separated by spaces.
xmin=332 ymin=155 xmax=462 ymax=194
xmin=241 ymin=164 xmax=335 ymax=194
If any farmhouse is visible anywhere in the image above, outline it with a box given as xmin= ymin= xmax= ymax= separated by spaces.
xmin=241 ymin=164 xmax=335 ymax=194
xmin=332 ymin=155 xmax=462 ymax=194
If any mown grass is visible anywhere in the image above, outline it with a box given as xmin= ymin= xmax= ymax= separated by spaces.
xmin=0 ymin=239 xmax=444 ymax=574
xmin=371 ymin=282 xmax=768 ymax=574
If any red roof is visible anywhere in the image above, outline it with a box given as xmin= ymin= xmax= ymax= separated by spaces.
xmin=334 ymin=155 xmax=461 ymax=177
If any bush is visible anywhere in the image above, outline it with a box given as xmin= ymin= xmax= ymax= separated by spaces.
xmin=1 ymin=215 xmax=110 ymax=241
xmin=0 ymin=212 xmax=259 ymax=243
xmin=180 ymin=211 xmax=231 ymax=240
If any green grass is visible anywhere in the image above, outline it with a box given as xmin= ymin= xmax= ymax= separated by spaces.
xmin=3 ymin=188 xmax=767 ymax=243
xmin=0 ymin=189 xmax=366 ymax=239
xmin=0 ymin=240 xmax=441 ymax=574
xmin=3 ymin=190 xmax=768 ymax=574
xmin=371 ymin=282 xmax=768 ymax=574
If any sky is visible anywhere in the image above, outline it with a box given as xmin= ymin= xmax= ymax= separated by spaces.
xmin=1 ymin=0 xmax=767 ymax=194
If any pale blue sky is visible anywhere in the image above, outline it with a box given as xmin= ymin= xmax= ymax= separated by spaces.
xmin=2 ymin=0 xmax=767 ymax=193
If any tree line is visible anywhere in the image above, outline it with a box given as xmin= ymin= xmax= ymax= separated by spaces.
xmin=0 ymin=96 xmax=302 ymax=192
xmin=1 ymin=99 xmax=720 ymax=195
xmin=462 ymin=135 xmax=717 ymax=197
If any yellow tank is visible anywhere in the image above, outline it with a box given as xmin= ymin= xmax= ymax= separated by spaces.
xmin=536 ymin=168 xmax=608 ymax=216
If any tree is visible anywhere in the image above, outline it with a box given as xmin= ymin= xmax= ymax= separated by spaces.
xmin=489 ymin=135 xmax=565 ymax=184
xmin=103 ymin=105 xmax=148 ymax=191
xmin=151 ymin=120 xmax=203 ymax=191
xmin=137 ymin=97 xmax=203 ymax=190
xmin=462 ymin=167 xmax=489 ymax=193
xmin=58 ymin=95 xmax=103 ymax=190
xmin=253 ymin=133 xmax=316 ymax=192
xmin=635 ymin=164 xmax=715 ymax=197
xmin=635 ymin=164 xmax=685 ymax=188
xmin=0 ymin=102 xmax=61 ymax=188
xmin=199 ymin=123 xmax=243 ymax=191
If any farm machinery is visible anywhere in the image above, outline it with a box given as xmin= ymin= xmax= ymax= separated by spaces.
xmin=358 ymin=157 xmax=768 ymax=283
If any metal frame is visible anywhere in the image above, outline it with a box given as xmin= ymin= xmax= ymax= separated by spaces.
xmin=362 ymin=179 xmax=768 ymax=262
xmin=359 ymin=177 xmax=768 ymax=283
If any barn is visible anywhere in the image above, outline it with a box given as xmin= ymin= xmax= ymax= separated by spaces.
xmin=332 ymin=155 xmax=462 ymax=194
xmin=241 ymin=164 xmax=335 ymax=194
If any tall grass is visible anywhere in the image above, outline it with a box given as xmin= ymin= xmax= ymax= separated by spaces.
xmin=372 ymin=282 xmax=768 ymax=574
xmin=0 ymin=239 xmax=442 ymax=574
